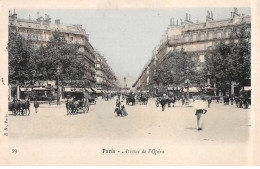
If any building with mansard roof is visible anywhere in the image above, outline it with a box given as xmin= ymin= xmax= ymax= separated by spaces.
xmin=95 ymin=50 xmax=120 ymax=92
xmin=132 ymin=8 xmax=251 ymax=97
xmin=8 ymin=10 xmax=96 ymax=87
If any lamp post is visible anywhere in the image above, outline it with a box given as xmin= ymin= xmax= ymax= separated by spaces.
xmin=207 ymin=71 xmax=211 ymax=86
xmin=57 ymin=65 xmax=60 ymax=105
xmin=185 ymin=66 xmax=190 ymax=105
xmin=32 ymin=70 xmax=36 ymax=100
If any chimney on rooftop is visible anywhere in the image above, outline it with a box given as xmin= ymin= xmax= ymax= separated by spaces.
xmin=44 ymin=14 xmax=51 ymax=24
xmin=55 ymin=19 xmax=60 ymax=25
xmin=206 ymin=11 xmax=213 ymax=21
xmin=232 ymin=8 xmax=240 ymax=18
xmin=9 ymin=9 xmax=17 ymax=23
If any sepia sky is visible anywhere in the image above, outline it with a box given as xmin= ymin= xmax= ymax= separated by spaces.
xmin=15 ymin=8 xmax=250 ymax=85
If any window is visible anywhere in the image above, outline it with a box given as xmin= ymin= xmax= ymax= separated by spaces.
xmin=216 ymin=31 xmax=222 ymax=39
xmin=184 ymin=34 xmax=189 ymax=41
xmin=200 ymin=33 xmax=205 ymax=40
xmin=208 ymin=32 xmax=213 ymax=39
xmin=192 ymin=34 xmax=197 ymax=41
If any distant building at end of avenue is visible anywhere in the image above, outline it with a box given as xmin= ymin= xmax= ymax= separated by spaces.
xmin=132 ymin=8 xmax=251 ymax=97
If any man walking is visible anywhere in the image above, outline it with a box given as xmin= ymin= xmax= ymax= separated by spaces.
xmin=34 ymin=99 xmax=39 ymax=113
xmin=208 ymin=97 xmax=212 ymax=108
xmin=193 ymin=99 xmax=207 ymax=130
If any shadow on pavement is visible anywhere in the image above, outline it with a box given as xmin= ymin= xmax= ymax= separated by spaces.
xmin=185 ymin=127 xmax=198 ymax=130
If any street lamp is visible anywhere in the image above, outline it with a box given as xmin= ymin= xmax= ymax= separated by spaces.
xmin=185 ymin=66 xmax=190 ymax=105
xmin=207 ymin=71 xmax=211 ymax=86
xmin=57 ymin=65 xmax=60 ymax=105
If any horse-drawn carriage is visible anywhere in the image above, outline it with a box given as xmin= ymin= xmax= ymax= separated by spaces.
xmin=66 ymin=91 xmax=89 ymax=115
xmin=126 ymin=94 xmax=135 ymax=106
xmin=104 ymin=92 xmax=112 ymax=101
xmin=88 ymin=95 xmax=96 ymax=105
xmin=155 ymin=94 xmax=176 ymax=108
xmin=235 ymin=89 xmax=251 ymax=109
xmin=136 ymin=94 xmax=149 ymax=105
xmin=8 ymin=99 xmax=30 ymax=116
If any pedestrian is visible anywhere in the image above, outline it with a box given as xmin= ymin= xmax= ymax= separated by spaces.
xmin=118 ymin=93 xmax=121 ymax=100
xmin=116 ymin=99 xmax=121 ymax=109
xmin=161 ymin=94 xmax=168 ymax=111
xmin=193 ymin=99 xmax=207 ymax=130
xmin=121 ymin=105 xmax=128 ymax=116
xmin=49 ymin=97 xmax=52 ymax=105
xmin=230 ymin=95 xmax=234 ymax=105
xmin=182 ymin=95 xmax=185 ymax=105
xmin=208 ymin=97 xmax=212 ymax=108
xmin=34 ymin=99 xmax=39 ymax=113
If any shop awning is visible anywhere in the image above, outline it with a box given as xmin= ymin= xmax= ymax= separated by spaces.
xmin=64 ymin=87 xmax=85 ymax=92
xmin=204 ymin=86 xmax=217 ymax=91
xmin=91 ymin=88 xmax=97 ymax=93
xmin=20 ymin=88 xmax=32 ymax=91
xmin=33 ymin=87 xmax=48 ymax=91
xmin=243 ymin=86 xmax=252 ymax=91
xmin=183 ymin=87 xmax=199 ymax=93
xmin=85 ymin=88 xmax=93 ymax=93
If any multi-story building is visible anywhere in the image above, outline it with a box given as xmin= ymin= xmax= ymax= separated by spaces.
xmin=8 ymin=10 xmax=96 ymax=87
xmin=95 ymin=50 xmax=119 ymax=92
xmin=133 ymin=8 xmax=251 ymax=96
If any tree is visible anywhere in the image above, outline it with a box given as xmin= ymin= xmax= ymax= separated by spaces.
xmin=9 ymin=30 xmax=89 ymax=88
xmin=35 ymin=31 xmax=87 ymax=86
xmin=154 ymin=48 xmax=199 ymax=87
xmin=8 ymin=32 xmax=37 ymax=85
xmin=203 ymin=23 xmax=251 ymax=93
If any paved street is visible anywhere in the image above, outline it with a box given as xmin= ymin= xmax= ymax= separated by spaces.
xmin=7 ymin=97 xmax=251 ymax=165
xmin=9 ymin=97 xmax=250 ymax=141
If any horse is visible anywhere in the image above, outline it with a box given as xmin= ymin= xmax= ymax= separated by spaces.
xmin=223 ymin=96 xmax=229 ymax=105
xmin=139 ymin=95 xmax=148 ymax=105
xmin=9 ymin=101 xmax=18 ymax=115
xmin=167 ymin=97 xmax=176 ymax=107
xmin=126 ymin=95 xmax=135 ymax=105
xmin=11 ymin=100 xmax=22 ymax=116
xmin=66 ymin=101 xmax=77 ymax=115
xmin=20 ymin=99 xmax=30 ymax=116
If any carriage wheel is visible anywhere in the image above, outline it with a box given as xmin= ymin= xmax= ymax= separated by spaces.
xmin=67 ymin=107 xmax=70 ymax=115
xmin=86 ymin=106 xmax=89 ymax=113
xmin=155 ymin=101 xmax=159 ymax=107
xmin=13 ymin=109 xmax=17 ymax=116
xmin=83 ymin=107 xmax=86 ymax=113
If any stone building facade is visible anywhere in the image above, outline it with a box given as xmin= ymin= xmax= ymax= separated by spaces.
xmin=95 ymin=51 xmax=119 ymax=91
xmin=133 ymin=8 xmax=251 ymax=96
xmin=8 ymin=10 xmax=96 ymax=86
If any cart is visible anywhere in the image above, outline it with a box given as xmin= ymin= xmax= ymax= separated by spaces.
xmin=66 ymin=91 xmax=89 ymax=115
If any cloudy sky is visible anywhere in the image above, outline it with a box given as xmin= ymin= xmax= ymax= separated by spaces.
xmin=16 ymin=8 xmax=250 ymax=86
